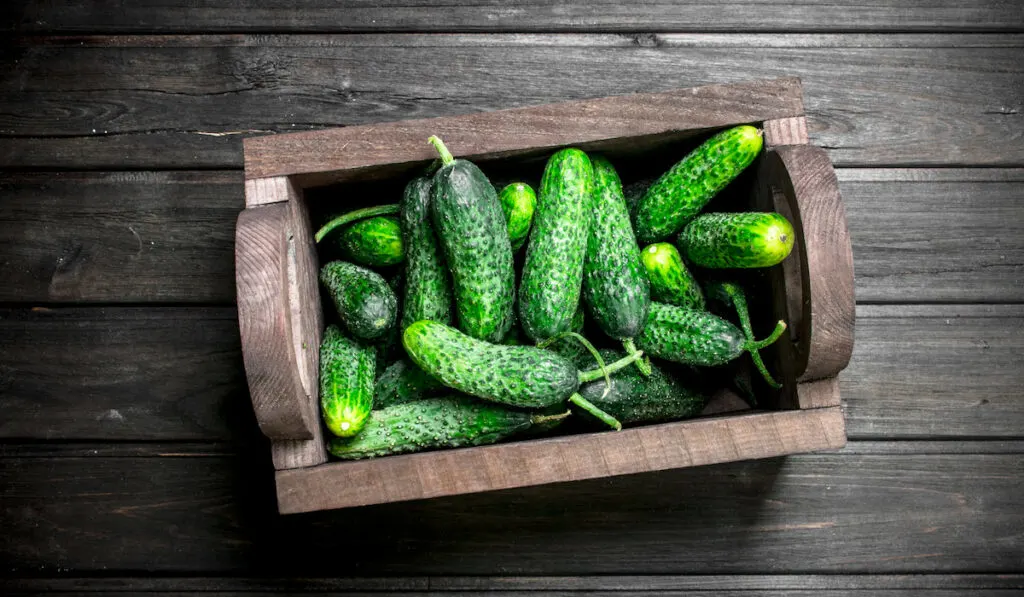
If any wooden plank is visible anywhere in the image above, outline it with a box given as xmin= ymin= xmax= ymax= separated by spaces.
xmin=4 ymin=575 xmax=1023 ymax=593
xmin=0 ymin=307 xmax=256 ymax=441
xmin=2 ymin=451 xmax=1022 ymax=573
xmin=1 ymin=35 xmax=1020 ymax=169
xmin=0 ymin=171 xmax=243 ymax=303
xmin=277 ymin=408 xmax=846 ymax=513
xmin=4 ymin=1 xmax=1022 ymax=33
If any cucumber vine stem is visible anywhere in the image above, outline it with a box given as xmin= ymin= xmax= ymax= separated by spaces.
xmin=577 ymin=351 xmax=645 ymax=384
xmin=428 ymin=135 xmax=455 ymax=166
xmin=314 ymin=204 xmax=400 ymax=243
xmin=622 ymin=338 xmax=651 ymax=376
xmin=568 ymin=393 xmax=622 ymax=431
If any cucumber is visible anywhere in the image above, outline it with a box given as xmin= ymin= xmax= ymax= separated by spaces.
xmin=497 ymin=182 xmax=537 ymax=252
xmin=641 ymin=242 xmax=705 ymax=310
xmin=582 ymin=156 xmax=650 ymax=362
xmin=327 ymin=396 xmax=567 ymax=460
xmin=519 ymin=148 xmax=594 ymax=341
xmin=705 ymin=281 xmax=781 ymax=389
xmin=575 ymin=349 xmax=707 ymax=426
xmin=320 ymin=261 xmax=398 ymax=341
xmin=315 ymin=204 xmax=400 ymax=244
xmin=679 ymin=212 xmax=795 ymax=269
xmin=400 ymin=175 xmax=452 ymax=330
xmin=428 ymin=136 xmax=515 ymax=343
xmin=373 ymin=358 xmax=444 ymax=409
xmin=636 ymin=302 xmax=786 ymax=371
xmin=634 ymin=125 xmax=763 ymax=244
xmin=337 ymin=216 xmax=404 ymax=267
xmin=403 ymin=320 xmax=644 ymax=409
xmin=319 ymin=325 xmax=375 ymax=437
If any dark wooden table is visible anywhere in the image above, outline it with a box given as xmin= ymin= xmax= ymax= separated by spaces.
xmin=1 ymin=2 xmax=1022 ymax=595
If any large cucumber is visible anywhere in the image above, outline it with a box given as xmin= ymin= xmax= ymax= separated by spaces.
xmin=497 ymin=182 xmax=537 ymax=252
xmin=519 ymin=148 xmax=594 ymax=341
xmin=320 ymin=261 xmax=398 ymax=341
xmin=574 ymin=349 xmax=707 ymax=426
xmin=428 ymin=136 xmax=515 ymax=343
xmin=634 ymin=125 xmax=763 ymax=244
xmin=337 ymin=216 xmax=404 ymax=267
xmin=582 ymin=156 xmax=650 ymax=360
xmin=641 ymin=242 xmax=705 ymax=310
xmin=403 ymin=320 xmax=644 ymax=410
xmin=373 ymin=358 xmax=444 ymax=409
xmin=327 ymin=396 xmax=566 ymax=460
xmin=636 ymin=302 xmax=786 ymax=374
xmin=400 ymin=174 xmax=452 ymax=330
xmin=679 ymin=212 xmax=795 ymax=268
xmin=319 ymin=325 xmax=375 ymax=437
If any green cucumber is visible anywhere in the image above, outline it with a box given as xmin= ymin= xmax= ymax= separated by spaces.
xmin=400 ymin=175 xmax=452 ymax=329
xmin=575 ymin=349 xmax=707 ymax=426
xmin=637 ymin=301 xmax=786 ymax=375
xmin=705 ymin=281 xmax=781 ymax=389
xmin=497 ymin=182 xmax=537 ymax=252
xmin=679 ymin=212 xmax=795 ymax=269
xmin=635 ymin=125 xmax=763 ymax=243
xmin=337 ymin=216 xmax=404 ymax=267
xmin=320 ymin=261 xmax=398 ymax=341
xmin=641 ymin=242 xmax=705 ymax=310
xmin=373 ymin=359 xmax=444 ymax=409
xmin=327 ymin=396 xmax=568 ymax=460
xmin=519 ymin=148 xmax=594 ymax=341
xmin=319 ymin=325 xmax=375 ymax=437
xmin=315 ymin=204 xmax=400 ymax=244
xmin=403 ymin=320 xmax=644 ymax=409
xmin=582 ymin=156 xmax=650 ymax=364
xmin=428 ymin=136 xmax=515 ymax=343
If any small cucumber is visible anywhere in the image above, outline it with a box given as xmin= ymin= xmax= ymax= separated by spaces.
xmin=400 ymin=175 xmax=452 ymax=330
xmin=636 ymin=301 xmax=786 ymax=371
xmin=679 ymin=212 xmax=795 ymax=268
xmin=705 ymin=281 xmax=782 ymax=389
xmin=327 ymin=396 xmax=567 ymax=460
xmin=497 ymin=182 xmax=537 ymax=252
xmin=403 ymin=320 xmax=644 ymax=409
xmin=635 ymin=125 xmax=763 ymax=243
xmin=428 ymin=136 xmax=515 ymax=343
xmin=320 ymin=261 xmax=398 ymax=341
xmin=519 ymin=148 xmax=594 ymax=341
xmin=582 ymin=156 xmax=650 ymax=361
xmin=373 ymin=358 xmax=444 ymax=409
xmin=337 ymin=216 xmax=404 ymax=267
xmin=315 ymin=204 xmax=400 ymax=244
xmin=641 ymin=242 xmax=705 ymax=310
xmin=575 ymin=349 xmax=707 ymax=426
xmin=319 ymin=325 xmax=375 ymax=437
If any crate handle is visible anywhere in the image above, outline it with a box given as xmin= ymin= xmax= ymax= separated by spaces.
xmin=757 ymin=145 xmax=855 ymax=382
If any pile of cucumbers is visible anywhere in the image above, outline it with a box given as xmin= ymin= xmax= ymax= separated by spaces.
xmin=316 ymin=125 xmax=794 ymax=460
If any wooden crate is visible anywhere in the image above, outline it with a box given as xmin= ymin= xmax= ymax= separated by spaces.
xmin=236 ymin=77 xmax=855 ymax=515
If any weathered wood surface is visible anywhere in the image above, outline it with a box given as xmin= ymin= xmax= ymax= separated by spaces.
xmin=4 ymin=1 xmax=1021 ymax=33
xmin=1 ymin=35 xmax=1021 ymax=169
xmin=2 ymin=305 xmax=1020 ymax=442
xmin=2 ymin=450 xmax=1021 ymax=573
xmin=2 ymin=169 xmax=1020 ymax=304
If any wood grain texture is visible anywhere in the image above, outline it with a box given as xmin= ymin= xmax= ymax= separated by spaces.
xmin=0 ymin=307 xmax=252 ymax=441
xmin=244 ymin=77 xmax=804 ymax=185
xmin=3 ymin=451 xmax=1022 ymax=573
xmin=2 ymin=35 xmax=1020 ymax=169
xmin=5 ymin=1 xmax=1021 ymax=33
xmin=1 ymin=305 xmax=1021 ymax=441
xmin=763 ymin=116 xmax=810 ymax=146
xmin=277 ymin=408 xmax=846 ymax=513
xmin=235 ymin=194 xmax=320 ymax=445
xmin=0 ymin=171 xmax=242 ymax=303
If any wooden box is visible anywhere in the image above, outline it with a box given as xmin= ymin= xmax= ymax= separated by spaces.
xmin=236 ymin=77 xmax=855 ymax=515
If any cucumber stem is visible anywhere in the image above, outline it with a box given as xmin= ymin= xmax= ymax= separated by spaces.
xmin=745 ymin=320 xmax=787 ymax=387
xmin=578 ymin=350 xmax=644 ymax=384
xmin=427 ymin=135 xmax=455 ymax=166
xmin=622 ymin=338 xmax=651 ymax=376
xmin=314 ymin=204 xmax=400 ymax=243
xmin=532 ymin=410 xmax=572 ymax=426
xmin=539 ymin=331 xmax=612 ymax=395
xmin=568 ymin=393 xmax=622 ymax=431
xmin=711 ymin=281 xmax=783 ymax=389
xmin=751 ymin=320 xmax=787 ymax=351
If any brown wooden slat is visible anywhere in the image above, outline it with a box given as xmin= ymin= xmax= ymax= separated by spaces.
xmin=4 ymin=1 xmax=1022 ymax=33
xmin=1 ymin=451 xmax=1021 ymax=573
xmin=1 ymin=34 xmax=1020 ymax=169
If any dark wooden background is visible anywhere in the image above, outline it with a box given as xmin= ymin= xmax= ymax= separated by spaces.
xmin=1 ymin=1 xmax=1022 ymax=595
